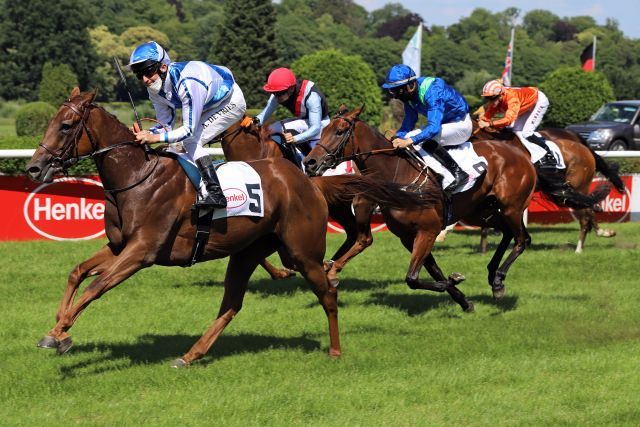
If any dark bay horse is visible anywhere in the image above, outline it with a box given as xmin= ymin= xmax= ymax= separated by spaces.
xmin=304 ymin=106 xmax=538 ymax=308
xmin=471 ymin=122 xmax=624 ymax=253
xmin=26 ymin=89 xmax=436 ymax=366
xmin=218 ymin=118 xmax=367 ymax=275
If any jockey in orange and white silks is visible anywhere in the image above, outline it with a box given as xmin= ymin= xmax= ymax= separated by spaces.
xmin=256 ymin=68 xmax=330 ymax=156
xmin=128 ymin=41 xmax=247 ymax=209
xmin=478 ymin=79 xmax=556 ymax=167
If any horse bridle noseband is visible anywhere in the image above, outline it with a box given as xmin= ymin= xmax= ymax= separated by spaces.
xmin=313 ymin=116 xmax=358 ymax=169
xmin=38 ymin=100 xmax=159 ymax=193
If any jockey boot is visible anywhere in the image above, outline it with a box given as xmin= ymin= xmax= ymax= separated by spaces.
xmin=195 ymin=156 xmax=227 ymax=209
xmin=527 ymin=134 xmax=557 ymax=168
xmin=428 ymin=143 xmax=469 ymax=196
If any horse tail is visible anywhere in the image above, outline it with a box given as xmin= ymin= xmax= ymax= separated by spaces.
xmin=536 ymin=168 xmax=611 ymax=210
xmin=574 ymin=132 xmax=626 ymax=193
xmin=310 ymin=174 xmax=439 ymax=210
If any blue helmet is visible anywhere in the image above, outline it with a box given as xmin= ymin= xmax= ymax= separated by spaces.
xmin=128 ymin=41 xmax=171 ymax=74
xmin=381 ymin=64 xmax=417 ymax=89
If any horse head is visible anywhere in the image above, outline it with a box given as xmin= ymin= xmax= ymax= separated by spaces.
xmin=25 ymin=88 xmax=103 ymax=182
xmin=304 ymin=105 xmax=364 ymax=176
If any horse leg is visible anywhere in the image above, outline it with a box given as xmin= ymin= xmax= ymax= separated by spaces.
xmin=489 ymin=213 xmax=531 ymax=299
xmin=259 ymin=259 xmax=295 ymax=280
xmin=173 ymin=252 xmax=261 ymax=367
xmin=400 ymin=231 xmax=463 ymax=293
xmin=53 ymin=244 xmax=117 ymax=323
xmin=38 ymin=243 xmax=150 ymax=354
xmin=423 ymin=253 xmax=473 ymax=312
xmin=326 ymin=198 xmax=375 ymax=287
xmin=326 ymin=200 xmax=358 ymax=263
xmin=592 ymin=212 xmax=616 ymax=238
xmin=479 ymin=227 xmax=489 ymax=254
xmin=573 ymin=208 xmax=593 ymax=254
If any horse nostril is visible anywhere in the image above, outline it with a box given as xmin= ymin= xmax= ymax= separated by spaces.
xmin=27 ymin=166 xmax=41 ymax=177
xmin=304 ymin=158 xmax=316 ymax=167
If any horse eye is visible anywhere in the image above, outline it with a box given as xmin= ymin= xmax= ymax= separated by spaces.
xmin=60 ymin=122 xmax=72 ymax=134
xmin=336 ymin=129 xmax=345 ymax=136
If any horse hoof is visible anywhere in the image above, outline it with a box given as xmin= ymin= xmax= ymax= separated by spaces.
xmin=448 ymin=272 xmax=466 ymax=285
xmin=56 ymin=337 xmax=73 ymax=355
xmin=328 ymin=349 xmax=342 ymax=359
xmin=273 ymin=269 xmax=296 ymax=280
xmin=596 ymin=228 xmax=616 ymax=238
xmin=492 ymin=285 xmax=506 ymax=299
xmin=463 ymin=301 xmax=475 ymax=313
xmin=37 ymin=335 xmax=58 ymax=349
xmin=171 ymin=358 xmax=189 ymax=369
xmin=323 ymin=260 xmax=335 ymax=272
xmin=328 ymin=276 xmax=340 ymax=288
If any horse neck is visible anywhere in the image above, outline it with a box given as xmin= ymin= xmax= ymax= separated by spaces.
xmin=352 ymin=122 xmax=421 ymax=183
xmin=89 ymin=107 xmax=153 ymax=190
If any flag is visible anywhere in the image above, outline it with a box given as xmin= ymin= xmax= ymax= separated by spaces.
xmin=402 ymin=24 xmax=422 ymax=76
xmin=581 ymin=41 xmax=595 ymax=71
xmin=501 ymin=27 xmax=514 ymax=86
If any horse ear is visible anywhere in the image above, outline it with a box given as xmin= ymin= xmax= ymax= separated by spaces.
xmin=337 ymin=104 xmax=349 ymax=116
xmin=351 ymin=104 xmax=365 ymax=119
xmin=70 ymin=87 xmax=81 ymax=98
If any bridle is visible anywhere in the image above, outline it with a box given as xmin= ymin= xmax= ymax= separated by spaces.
xmin=38 ymin=100 xmax=159 ymax=193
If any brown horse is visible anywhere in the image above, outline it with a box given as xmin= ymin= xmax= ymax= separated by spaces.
xmin=26 ymin=89 xmax=436 ymax=366
xmin=218 ymin=119 xmax=366 ymax=276
xmin=304 ymin=106 xmax=538 ymax=308
xmin=471 ymin=121 xmax=624 ymax=253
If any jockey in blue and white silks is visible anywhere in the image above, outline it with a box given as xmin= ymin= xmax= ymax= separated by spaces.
xmin=383 ymin=64 xmax=471 ymax=195
xmin=256 ymin=68 xmax=330 ymax=157
xmin=128 ymin=41 xmax=247 ymax=209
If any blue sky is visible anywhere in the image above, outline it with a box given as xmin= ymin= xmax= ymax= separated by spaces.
xmin=353 ymin=0 xmax=640 ymax=39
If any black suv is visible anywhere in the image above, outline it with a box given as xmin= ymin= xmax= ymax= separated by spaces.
xmin=566 ymin=100 xmax=640 ymax=150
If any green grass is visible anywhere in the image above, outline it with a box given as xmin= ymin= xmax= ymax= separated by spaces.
xmin=1 ymin=224 xmax=639 ymax=425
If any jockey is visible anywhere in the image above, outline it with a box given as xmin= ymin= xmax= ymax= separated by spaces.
xmin=478 ymin=79 xmax=556 ymax=167
xmin=128 ymin=41 xmax=247 ymax=209
xmin=383 ymin=64 xmax=471 ymax=196
xmin=255 ymin=67 xmax=330 ymax=156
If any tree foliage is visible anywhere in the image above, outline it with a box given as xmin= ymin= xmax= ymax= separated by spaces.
xmin=292 ymin=49 xmax=382 ymax=126
xmin=539 ymin=67 xmax=614 ymax=127
xmin=38 ymin=63 xmax=79 ymax=106
xmin=209 ymin=0 xmax=279 ymax=107
xmin=15 ymin=102 xmax=57 ymax=137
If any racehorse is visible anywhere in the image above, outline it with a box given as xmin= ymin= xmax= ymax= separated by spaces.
xmin=218 ymin=118 xmax=367 ymax=276
xmin=304 ymin=106 xmax=538 ymax=308
xmin=25 ymin=89 xmax=437 ymax=366
xmin=471 ymin=121 xmax=624 ymax=253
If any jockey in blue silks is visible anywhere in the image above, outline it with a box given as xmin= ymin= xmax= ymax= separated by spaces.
xmin=383 ymin=64 xmax=471 ymax=195
xmin=256 ymin=68 xmax=330 ymax=157
xmin=128 ymin=41 xmax=247 ymax=209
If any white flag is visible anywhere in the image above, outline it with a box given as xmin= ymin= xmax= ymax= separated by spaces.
xmin=402 ymin=24 xmax=422 ymax=76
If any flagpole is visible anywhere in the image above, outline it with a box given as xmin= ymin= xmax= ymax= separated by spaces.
xmin=509 ymin=26 xmax=515 ymax=84
xmin=593 ymin=35 xmax=597 ymax=70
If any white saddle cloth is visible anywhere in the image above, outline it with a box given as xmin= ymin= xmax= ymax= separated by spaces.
xmin=415 ymin=141 xmax=488 ymax=194
xmin=518 ymin=133 xmax=566 ymax=169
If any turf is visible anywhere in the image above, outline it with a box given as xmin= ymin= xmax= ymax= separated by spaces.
xmin=1 ymin=223 xmax=639 ymax=425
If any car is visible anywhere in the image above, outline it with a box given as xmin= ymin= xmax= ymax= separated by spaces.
xmin=566 ymin=100 xmax=640 ymax=150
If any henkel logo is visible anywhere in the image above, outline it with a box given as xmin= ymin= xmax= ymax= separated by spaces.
xmin=223 ymin=187 xmax=248 ymax=209
xmin=23 ymin=177 xmax=106 ymax=241
xmin=587 ymin=177 xmax=632 ymax=223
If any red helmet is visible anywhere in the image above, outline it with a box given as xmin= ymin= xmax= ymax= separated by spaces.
xmin=263 ymin=68 xmax=296 ymax=92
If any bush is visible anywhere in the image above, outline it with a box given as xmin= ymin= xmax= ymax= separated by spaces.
xmin=38 ymin=62 xmax=78 ymax=106
xmin=539 ymin=67 xmax=614 ymax=127
xmin=292 ymin=49 xmax=383 ymax=126
xmin=14 ymin=102 xmax=57 ymax=137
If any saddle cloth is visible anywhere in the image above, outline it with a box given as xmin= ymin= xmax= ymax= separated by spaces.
xmin=519 ymin=133 xmax=566 ymax=169
xmin=165 ymin=145 xmax=264 ymax=219
xmin=415 ymin=141 xmax=488 ymax=194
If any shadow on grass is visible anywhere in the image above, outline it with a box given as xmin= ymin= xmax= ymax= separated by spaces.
xmin=365 ymin=291 xmax=518 ymax=316
xmin=59 ymin=332 xmax=320 ymax=377
xmin=191 ymin=277 xmax=397 ymax=296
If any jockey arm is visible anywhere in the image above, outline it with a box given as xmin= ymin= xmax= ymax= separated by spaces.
xmin=403 ymin=79 xmax=446 ymax=145
xmin=160 ymin=79 xmax=208 ymax=143
xmin=292 ymin=92 xmax=323 ymax=143
xmin=256 ymin=94 xmax=278 ymax=125
xmin=482 ymin=94 xmax=521 ymax=128
xmin=149 ymin=99 xmax=175 ymax=134
xmin=396 ymin=102 xmax=418 ymax=139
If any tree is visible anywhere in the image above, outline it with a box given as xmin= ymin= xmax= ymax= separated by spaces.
xmin=209 ymin=0 xmax=279 ymax=107
xmin=38 ymin=63 xmax=79 ymax=106
xmin=292 ymin=49 xmax=382 ymax=126
xmin=375 ymin=13 xmax=423 ymax=40
xmin=522 ymin=9 xmax=559 ymax=41
xmin=0 ymin=0 xmax=97 ymax=100
xmin=539 ymin=67 xmax=614 ymax=127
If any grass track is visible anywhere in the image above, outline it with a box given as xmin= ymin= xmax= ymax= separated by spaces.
xmin=1 ymin=223 xmax=639 ymax=425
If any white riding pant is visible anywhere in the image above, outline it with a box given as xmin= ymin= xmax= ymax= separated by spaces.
xmin=183 ymin=83 xmax=246 ymax=162
xmin=406 ymin=113 xmax=472 ymax=147
xmin=269 ymin=117 xmax=331 ymax=150
xmin=512 ymin=91 xmax=549 ymax=140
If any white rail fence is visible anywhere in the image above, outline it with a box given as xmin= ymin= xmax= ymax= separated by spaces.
xmin=0 ymin=148 xmax=225 ymax=158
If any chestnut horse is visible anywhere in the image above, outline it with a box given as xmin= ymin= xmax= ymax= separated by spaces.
xmin=304 ymin=106 xmax=538 ymax=308
xmin=471 ymin=122 xmax=624 ymax=253
xmin=26 ymin=89 xmax=436 ymax=366
xmin=217 ymin=119 xmax=366 ymax=275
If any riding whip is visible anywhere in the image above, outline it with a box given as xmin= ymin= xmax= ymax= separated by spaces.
xmin=112 ymin=56 xmax=142 ymax=130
